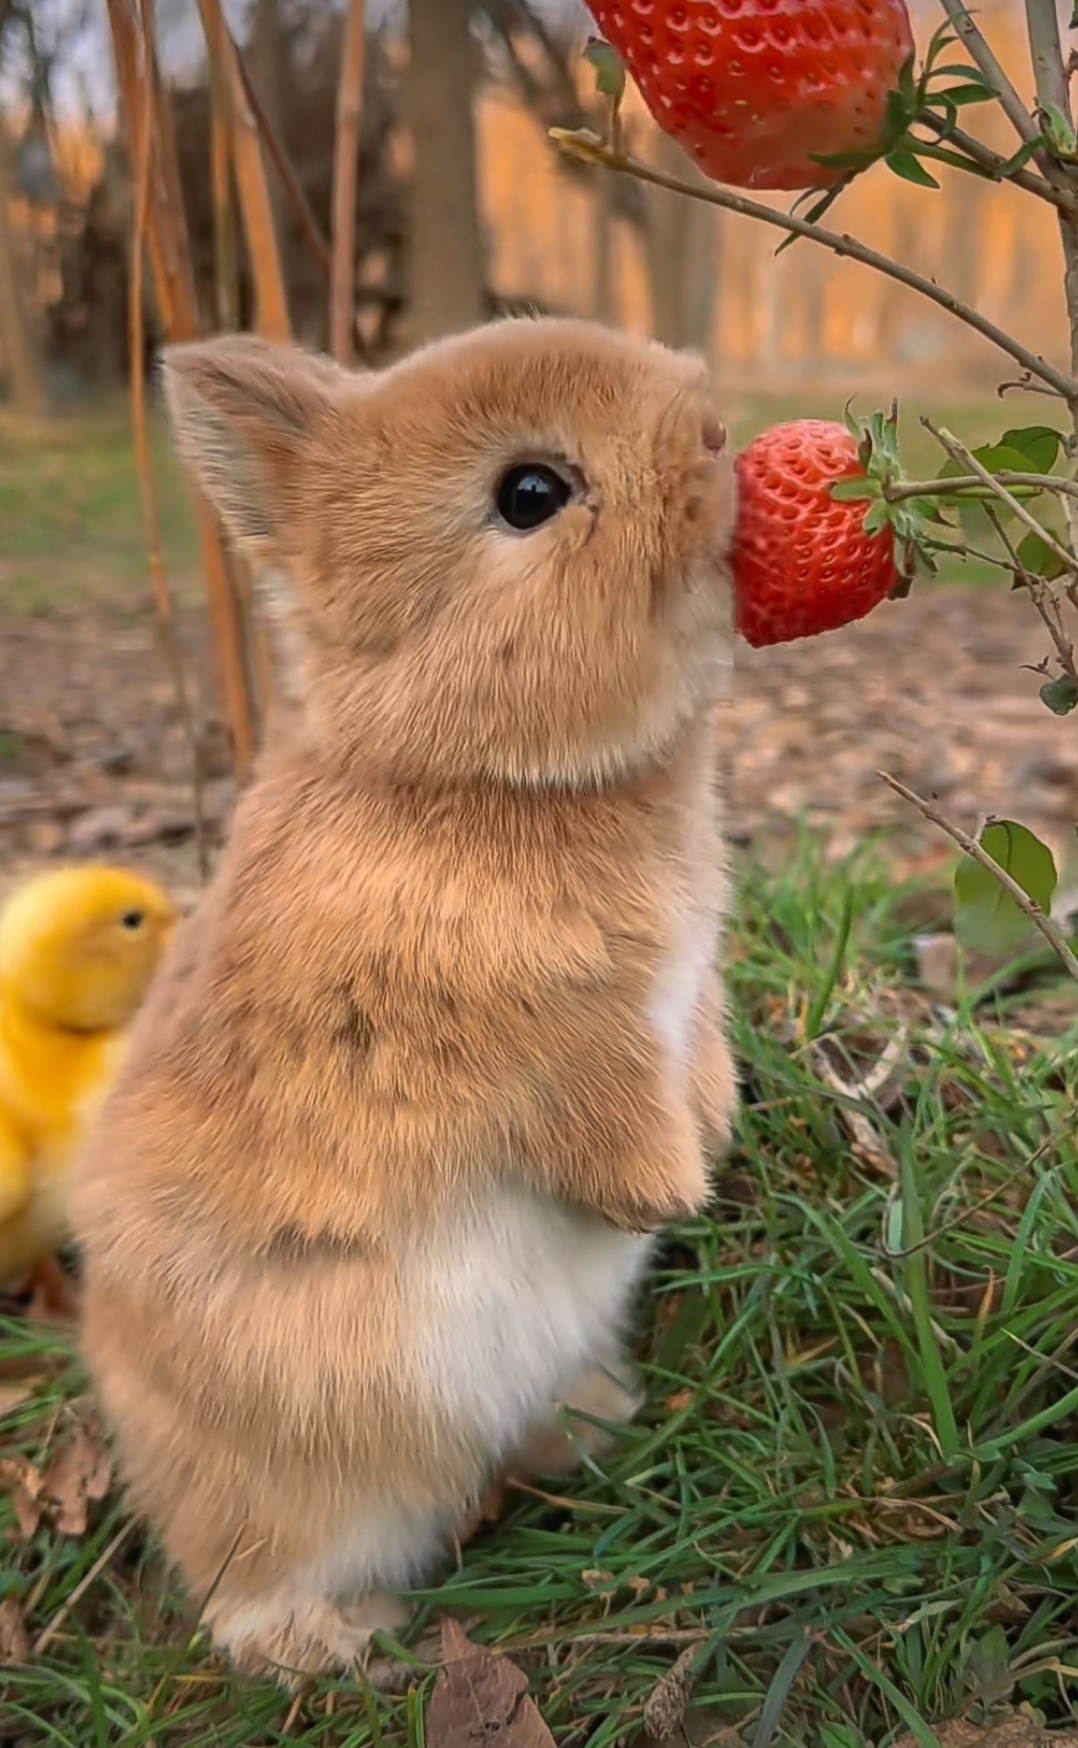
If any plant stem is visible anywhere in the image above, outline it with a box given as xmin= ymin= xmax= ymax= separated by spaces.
xmin=130 ymin=0 xmax=208 ymax=880
xmin=917 ymin=110 xmax=1077 ymax=216
xmin=884 ymin=471 xmax=1078 ymax=502
xmin=936 ymin=0 xmax=1039 ymax=146
xmin=236 ymin=49 xmax=333 ymax=278
xmin=330 ymin=0 xmax=366 ymax=364
xmin=549 ymin=131 xmax=1078 ymax=406
xmin=924 ymin=420 xmax=1078 ymax=573
xmin=878 ymin=772 xmax=1078 ymax=988
xmin=981 ymin=503 xmax=1078 ymax=685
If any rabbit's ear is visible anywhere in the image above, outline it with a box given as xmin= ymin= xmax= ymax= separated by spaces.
xmin=161 ymin=336 xmax=343 ymax=558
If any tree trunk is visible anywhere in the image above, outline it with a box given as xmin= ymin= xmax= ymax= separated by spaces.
xmin=0 ymin=117 xmax=50 ymax=417
xmin=644 ymin=129 xmax=717 ymax=352
xmin=407 ymin=0 xmax=484 ymax=343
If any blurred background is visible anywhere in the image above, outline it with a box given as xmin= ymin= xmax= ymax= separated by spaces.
xmin=0 ymin=0 xmax=1076 ymax=903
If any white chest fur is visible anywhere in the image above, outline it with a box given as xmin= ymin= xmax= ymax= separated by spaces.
xmin=405 ymin=1186 xmax=653 ymax=1457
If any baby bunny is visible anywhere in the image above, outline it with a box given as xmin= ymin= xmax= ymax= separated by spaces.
xmin=71 ymin=317 xmax=738 ymax=1685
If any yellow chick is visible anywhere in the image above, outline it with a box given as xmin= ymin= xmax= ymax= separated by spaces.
xmin=0 ymin=865 xmax=176 ymax=1301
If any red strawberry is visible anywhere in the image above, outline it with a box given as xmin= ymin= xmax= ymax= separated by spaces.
xmin=585 ymin=0 xmax=914 ymax=191
xmin=733 ymin=421 xmax=898 ymax=647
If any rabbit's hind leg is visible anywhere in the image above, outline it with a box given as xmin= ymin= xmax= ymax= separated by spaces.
xmin=207 ymin=1588 xmax=410 ymax=1688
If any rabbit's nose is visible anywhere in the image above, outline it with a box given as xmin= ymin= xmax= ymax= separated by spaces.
xmin=702 ymin=419 xmax=727 ymax=457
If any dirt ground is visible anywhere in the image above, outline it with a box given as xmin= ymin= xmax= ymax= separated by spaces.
xmin=1 ymin=583 xmax=1076 ymax=906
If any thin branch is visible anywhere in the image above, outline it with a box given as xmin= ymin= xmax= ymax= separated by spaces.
xmin=330 ymin=0 xmax=366 ymax=363
xmin=917 ymin=109 xmax=1077 ymax=216
xmin=1025 ymin=0 xmax=1072 ymax=128
xmin=131 ymin=0 xmax=209 ymax=880
xmin=33 ymin=1519 xmax=137 ymax=1654
xmin=885 ymin=470 xmax=1078 ymax=502
xmin=878 ymin=772 xmax=1078 ymax=988
xmin=924 ymin=419 xmax=1078 ymax=572
xmin=935 ymin=0 xmax=1040 ymax=145
xmin=982 ymin=501 xmax=1078 ymax=685
xmin=549 ymin=131 xmax=1078 ymax=405
xmin=236 ymin=49 xmax=332 ymax=277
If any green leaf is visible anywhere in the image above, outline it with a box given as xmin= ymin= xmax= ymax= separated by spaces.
xmin=970 ymin=441 xmax=1041 ymax=475
xmin=862 ymin=500 xmax=890 ymax=536
xmin=583 ymin=37 xmax=626 ymax=104
xmin=930 ymin=81 xmax=996 ymax=107
xmin=1017 ymin=528 xmax=1069 ymax=579
xmin=830 ymin=476 xmax=877 ymax=502
xmin=1000 ymin=138 xmax=1046 ymax=176
xmin=1040 ymin=673 xmax=1078 ymax=715
xmin=885 ymin=148 xmax=941 ymax=187
xmin=954 ymin=820 xmax=1058 ymax=956
xmin=927 ymin=61 xmax=993 ymax=84
xmin=999 ymin=424 xmax=1063 ymax=470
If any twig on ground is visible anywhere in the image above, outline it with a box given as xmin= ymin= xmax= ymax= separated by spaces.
xmin=33 ymin=1519 xmax=137 ymax=1654
xmin=549 ymin=131 xmax=1078 ymax=405
xmin=878 ymin=772 xmax=1078 ymax=987
xmin=130 ymin=0 xmax=209 ymax=881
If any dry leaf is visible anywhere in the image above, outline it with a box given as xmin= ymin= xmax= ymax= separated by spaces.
xmin=643 ymin=1646 xmax=696 ymax=1741
xmin=893 ymin=1717 xmax=1078 ymax=1748
xmin=0 ymin=1455 xmax=44 ymax=1541
xmin=426 ymin=1618 xmax=554 ymax=1748
xmin=0 ymin=1596 xmax=29 ymax=1665
xmin=41 ymin=1419 xmax=113 ymax=1537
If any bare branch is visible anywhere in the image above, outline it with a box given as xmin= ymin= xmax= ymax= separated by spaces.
xmin=879 ymin=773 xmax=1078 ymax=988
xmin=935 ymin=0 xmax=1040 ymax=145
xmin=550 ymin=131 xmax=1078 ymax=405
xmin=1025 ymin=0 xmax=1072 ymax=128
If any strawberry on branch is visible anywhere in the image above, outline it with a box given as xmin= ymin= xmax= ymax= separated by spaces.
xmin=562 ymin=0 xmax=1078 ymax=979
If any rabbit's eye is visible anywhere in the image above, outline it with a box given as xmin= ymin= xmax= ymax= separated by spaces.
xmin=495 ymin=464 xmax=572 ymax=532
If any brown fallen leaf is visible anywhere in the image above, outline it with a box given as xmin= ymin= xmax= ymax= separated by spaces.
xmin=41 ymin=1419 xmax=113 ymax=1537
xmin=426 ymin=1618 xmax=554 ymax=1748
xmin=892 ymin=1716 xmax=1078 ymax=1748
xmin=0 ymin=1596 xmax=29 ymax=1665
xmin=643 ymin=1645 xmax=697 ymax=1741
xmin=0 ymin=1455 xmax=44 ymax=1541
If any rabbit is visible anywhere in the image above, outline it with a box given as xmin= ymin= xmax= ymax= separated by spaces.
xmin=71 ymin=316 xmax=738 ymax=1686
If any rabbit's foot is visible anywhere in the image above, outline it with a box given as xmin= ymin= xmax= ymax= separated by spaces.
xmin=213 ymin=1590 xmax=410 ymax=1688
xmin=513 ymin=1357 xmax=644 ymax=1477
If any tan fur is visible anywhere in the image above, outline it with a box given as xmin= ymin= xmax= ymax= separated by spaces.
xmin=71 ymin=317 xmax=738 ymax=1685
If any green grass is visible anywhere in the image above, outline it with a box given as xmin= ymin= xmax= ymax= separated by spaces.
xmin=0 ymin=402 xmax=199 ymax=616
xmin=0 ymin=390 xmax=1056 ymax=617
xmin=3 ymin=841 xmax=1078 ymax=1747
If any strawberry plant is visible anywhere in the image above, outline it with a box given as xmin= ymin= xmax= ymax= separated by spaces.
xmin=556 ymin=0 xmax=1078 ymax=983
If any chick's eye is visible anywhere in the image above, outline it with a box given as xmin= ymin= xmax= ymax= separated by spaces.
xmin=495 ymin=463 xmax=572 ymax=532
xmin=120 ymin=910 xmax=145 ymax=930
